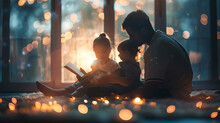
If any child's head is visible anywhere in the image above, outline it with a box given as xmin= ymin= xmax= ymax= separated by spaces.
xmin=93 ymin=33 xmax=111 ymax=62
xmin=118 ymin=39 xmax=139 ymax=62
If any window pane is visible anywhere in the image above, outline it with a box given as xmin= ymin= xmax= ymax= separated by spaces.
xmin=9 ymin=0 xmax=51 ymax=82
xmin=0 ymin=0 xmax=2 ymax=82
xmin=218 ymin=0 xmax=220 ymax=80
xmin=115 ymin=0 xmax=155 ymax=79
xmin=166 ymin=0 xmax=211 ymax=81
xmin=61 ymin=0 xmax=104 ymax=82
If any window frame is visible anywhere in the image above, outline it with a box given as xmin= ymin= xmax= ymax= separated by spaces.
xmin=0 ymin=0 xmax=219 ymax=92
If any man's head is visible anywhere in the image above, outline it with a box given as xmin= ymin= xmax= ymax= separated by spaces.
xmin=122 ymin=10 xmax=155 ymax=46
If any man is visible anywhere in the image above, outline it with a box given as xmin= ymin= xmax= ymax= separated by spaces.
xmin=122 ymin=10 xmax=193 ymax=99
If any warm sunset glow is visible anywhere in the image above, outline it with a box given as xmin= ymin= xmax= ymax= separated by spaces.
xmin=27 ymin=0 xmax=35 ymax=4
xmin=42 ymin=37 xmax=50 ymax=45
xmin=166 ymin=27 xmax=174 ymax=35
xmin=53 ymin=104 xmax=62 ymax=113
xmin=98 ymin=12 xmax=104 ymax=20
xmin=44 ymin=11 xmax=51 ymax=20
xmin=119 ymin=109 xmax=133 ymax=121
xmin=210 ymin=112 xmax=218 ymax=119
xmin=65 ymin=31 xmax=73 ymax=40
xmin=78 ymin=104 xmax=88 ymax=114
xmin=0 ymin=98 xmax=3 ymax=103
xmin=11 ymin=97 xmax=17 ymax=104
xmin=18 ymin=0 xmax=26 ymax=6
xmin=183 ymin=31 xmax=190 ymax=39
xmin=196 ymin=101 xmax=202 ymax=109
xmin=149 ymin=102 xmax=157 ymax=107
xmin=167 ymin=105 xmax=175 ymax=113
xmin=9 ymin=103 xmax=15 ymax=111
xmin=92 ymin=101 xmax=98 ymax=105
xmin=26 ymin=44 xmax=34 ymax=52
xmin=132 ymin=97 xmax=145 ymax=105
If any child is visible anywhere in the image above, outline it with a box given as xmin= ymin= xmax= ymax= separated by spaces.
xmin=73 ymin=39 xmax=141 ymax=97
xmin=36 ymin=33 xmax=120 ymax=97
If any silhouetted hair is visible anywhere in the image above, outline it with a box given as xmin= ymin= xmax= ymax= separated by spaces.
xmin=122 ymin=10 xmax=152 ymax=31
xmin=118 ymin=39 xmax=139 ymax=57
xmin=93 ymin=33 xmax=111 ymax=49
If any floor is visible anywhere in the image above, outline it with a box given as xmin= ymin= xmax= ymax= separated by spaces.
xmin=0 ymin=92 xmax=220 ymax=123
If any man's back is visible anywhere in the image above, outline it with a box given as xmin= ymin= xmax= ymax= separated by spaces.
xmin=144 ymin=30 xmax=193 ymax=98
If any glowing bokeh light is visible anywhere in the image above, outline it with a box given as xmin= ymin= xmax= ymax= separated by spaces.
xmin=183 ymin=31 xmax=190 ymax=39
xmin=217 ymin=32 xmax=220 ymax=40
xmin=32 ymin=41 xmax=39 ymax=48
xmin=84 ymin=99 xmax=88 ymax=103
xmin=166 ymin=27 xmax=174 ymax=35
xmin=196 ymin=101 xmax=202 ymax=109
xmin=149 ymin=102 xmax=157 ymax=107
xmin=98 ymin=12 xmax=104 ymax=20
xmin=132 ymin=97 xmax=145 ymax=105
xmin=18 ymin=0 xmax=26 ymax=6
xmin=65 ymin=31 xmax=73 ymax=40
xmin=27 ymin=0 xmax=35 ymax=4
xmin=9 ymin=103 xmax=15 ymax=111
xmin=211 ymin=112 xmax=218 ymax=119
xmin=26 ymin=44 xmax=34 ymax=52
xmin=167 ymin=105 xmax=175 ymax=113
xmin=44 ymin=11 xmax=51 ymax=20
xmin=35 ymin=101 xmax=41 ymax=109
xmin=0 ymin=98 xmax=3 ymax=103
xmin=78 ymin=104 xmax=88 ymax=114
xmin=42 ymin=37 xmax=50 ymax=45
xmin=53 ymin=104 xmax=62 ymax=113
xmin=104 ymin=100 xmax=109 ymax=105
xmin=119 ymin=109 xmax=133 ymax=121
xmin=11 ymin=97 xmax=17 ymax=104
xmin=200 ymin=14 xmax=208 ymax=25
xmin=92 ymin=101 xmax=98 ymax=105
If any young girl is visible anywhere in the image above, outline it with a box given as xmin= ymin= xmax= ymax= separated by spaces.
xmin=36 ymin=33 xmax=120 ymax=97
xmin=72 ymin=39 xmax=141 ymax=97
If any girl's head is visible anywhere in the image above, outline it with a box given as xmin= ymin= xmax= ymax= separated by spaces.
xmin=93 ymin=33 xmax=111 ymax=62
xmin=118 ymin=39 xmax=139 ymax=62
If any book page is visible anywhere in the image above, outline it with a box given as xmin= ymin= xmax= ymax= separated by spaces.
xmin=64 ymin=62 xmax=84 ymax=77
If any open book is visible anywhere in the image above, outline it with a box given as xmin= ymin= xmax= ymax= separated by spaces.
xmin=64 ymin=62 xmax=85 ymax=77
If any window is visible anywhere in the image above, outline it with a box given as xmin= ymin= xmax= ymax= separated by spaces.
xmin=166 ymin=0 xmax=211 ymax=81
xmin=0 ymin=0 xmax=219 ymax=91
xmin=61 ymin=0 xmax=104 ymax=83
xmin=9 ymin=0 xmax=51 ymax=82
xmin=114 ymin=0 xmax=154 ymax=78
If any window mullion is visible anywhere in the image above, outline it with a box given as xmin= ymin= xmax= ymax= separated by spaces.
xmin=155 ymin=0 xmax=166 ymax=33
xmin=2 ymin=0 xmax=10 ymax=85
xmin=51 ymin=0 xmax=61 ymax=88
xmin=210 ymin=0 xmax=218 ymax=84
xmin=104 ymin=0 xmax=115 ymax=58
